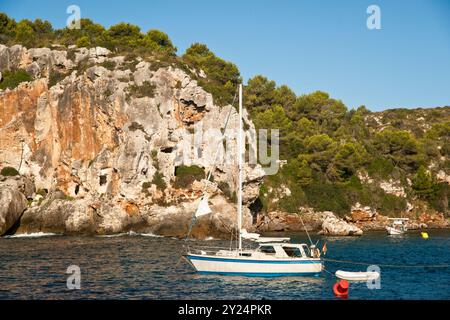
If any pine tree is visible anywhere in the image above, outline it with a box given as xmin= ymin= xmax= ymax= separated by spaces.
xmin=412 ymin=165 xmax=434 ymax=197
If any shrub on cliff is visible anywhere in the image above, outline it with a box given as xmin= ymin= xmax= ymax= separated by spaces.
xmin=127 ymin=81 xmax=156 ymax=99
xmin=174 ymin=165 xmax=205 ymax=189
xmin=218 ymin=181 xmax=237 ymax=202
xmin=48 ymin=70 xmax=68 ymax=88
xmin=0 ymin=69 xmax=32 ymax=90
xmin=152 ymin=172 xmax=167 ymax=191
xmin=412 ymin=165 xmax=435 ymax=197
xmin=0 ymin=167 xmax=19 ymax=176
xmin=100 ymin=60 xmax=116 ymax=71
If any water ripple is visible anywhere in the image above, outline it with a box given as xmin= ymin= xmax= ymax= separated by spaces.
xmin=0 ymin=230 xmax=449 ymax=299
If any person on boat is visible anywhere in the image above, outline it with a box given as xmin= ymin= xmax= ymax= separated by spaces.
xmin=311 ymin=245 xmax=321 ymax=258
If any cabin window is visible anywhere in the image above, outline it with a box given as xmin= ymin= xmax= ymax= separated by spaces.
xmin=239 ymin=252 xmax=251 ymax=257
xmin=259 ymin=246 xmax=276 ymax=254
xmin=302 ymin=245 xmax=311 ymax=257
xmin=282 ymin=247 xmax=303 ymax=258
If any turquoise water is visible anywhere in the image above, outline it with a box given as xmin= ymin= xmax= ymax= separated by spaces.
xmin=0 ymin=230 xmax=449 ymax=299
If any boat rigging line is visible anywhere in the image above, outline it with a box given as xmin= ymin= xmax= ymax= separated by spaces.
xmin=298 ymin=215 xmax=313 ymax=246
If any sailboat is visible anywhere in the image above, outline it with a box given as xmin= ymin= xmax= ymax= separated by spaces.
xmin=183 ymin=84 xmax=323 ymax=277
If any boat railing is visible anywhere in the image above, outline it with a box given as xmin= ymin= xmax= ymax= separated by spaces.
xmin=186 ymin=244 xmax=256 ymax=256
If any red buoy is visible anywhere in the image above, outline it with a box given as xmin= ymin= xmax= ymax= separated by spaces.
xmin=333 ymin=279 xmax=349 ymax=298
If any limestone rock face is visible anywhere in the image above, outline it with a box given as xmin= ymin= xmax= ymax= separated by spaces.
xmin=0 ymin=45 xmax=264 ymax=238
xmin=416 ymin=212 xmax=449 ymax=229
xmin=319 ymin=212 xmax=363 ymax=236
xmin=0 ymin=175 xmax=35 ymax=199
xmin=255 ymin=208 xmax=362 ymax=236
xmin=347 ymin=203 xmax=376 ymax=222
xmin=140 ymin=194 xmax=252 ymax=238
xmin=0 ymin=180 xmax=28 ymax=235
xmin=256 ymin=211 xmax=317 ymax=232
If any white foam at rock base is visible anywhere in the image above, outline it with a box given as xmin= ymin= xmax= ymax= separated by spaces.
xmin=5 ymin=232 xmax=60 ymax=238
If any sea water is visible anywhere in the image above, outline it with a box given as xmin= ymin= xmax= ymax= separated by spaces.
xmin=0 ymin=230 xmax=449 ymax=299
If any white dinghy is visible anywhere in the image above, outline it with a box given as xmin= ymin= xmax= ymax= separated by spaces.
xmin=335 ymin=270 xmax=380 ymax=281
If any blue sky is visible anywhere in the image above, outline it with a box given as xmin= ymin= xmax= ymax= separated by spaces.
xmin=1 ymin=0 xmax=449 ymax=111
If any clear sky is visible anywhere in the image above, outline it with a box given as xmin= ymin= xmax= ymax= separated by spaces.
xmin=1 ymin=0 xmax=449 ymax=111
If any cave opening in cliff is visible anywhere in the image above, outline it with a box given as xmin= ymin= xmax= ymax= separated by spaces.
xmin=249 ymin=198 xmax=263 ymax=224
xmin=99 ymin=175 xmax=107 ymax=186
xmin=74 ymin=184 xmax=80 ymax=195
xmin=161 ymin=147 xmax=173 ymax=153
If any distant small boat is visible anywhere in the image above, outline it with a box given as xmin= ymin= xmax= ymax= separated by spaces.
xmin=386 ymin=218 xmax=409 ymax=235
xmin=335 ymin=270 xmax=380 ymax=281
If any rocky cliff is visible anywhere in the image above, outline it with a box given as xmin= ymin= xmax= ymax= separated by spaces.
xmin=0 ymin=44 xmax=265 ymax=237
xmin=1 ymin=44 xmax=448 ymax=238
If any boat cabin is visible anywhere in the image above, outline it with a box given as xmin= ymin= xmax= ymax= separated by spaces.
xmin=256 ymin=243 xmax=314 ymax=259
xmin=388 ymin=218 xmax=409 ymax=230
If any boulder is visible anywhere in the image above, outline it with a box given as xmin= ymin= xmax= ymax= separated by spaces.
xmin=133 ymin=61 xmax=152 ymax=85
xmin=256 ymin=211 xmax=316 ymax=232
xmin=0 ymin=186 xmax=27 ymax=235
xmin=0 ymin=175 xmax=35 ymax=199
xmin=346 ymin=203 xmax=376 ymax=223
xmin=18 ymin=198 xmax=81 ymax=234
xmin=86 ymin=66 xmax=108 ymax=81
xmin=320 ymin=212 xmax=363 ymax=236
xmin=16 ymin=195 xmax=146 ymax=235
xmin=89 ymin=46 xmax=110 ymax=58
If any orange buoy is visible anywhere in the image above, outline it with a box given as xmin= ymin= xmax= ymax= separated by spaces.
xmin=333 ymin=279 xmax=349 ymax=298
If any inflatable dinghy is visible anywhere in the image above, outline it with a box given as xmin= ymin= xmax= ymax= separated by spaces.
xmin=335 ymin=270 xmax=380 ymax=281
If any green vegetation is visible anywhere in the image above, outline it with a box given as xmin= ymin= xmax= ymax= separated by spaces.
xmin=0 ymin=14 xmax=176 ymax=57
xmin=245 ymin=75 xmax=449 ymax=216
xmin=218 ymin=181 xmax=237 ymax=202
xmin=183 ymin=43 xmax=241 ymax=106
xmin=174 ymin=165 xmax=205 ymax=189
xmin=127 ymin=81 xmax=156 ymax=99
xmin=141 ymin=171 xmax=167 ymax=193
xmin=152 ymin=171 xmax=167 ymax=191
xmin=48 ymin=70 xmax=68 ymax=87
xmin=100 ymin=60 xmax=116 ymax=70
xmin=412 ymin=165 xmax=434 ymax=197
xmin=0 ymin=166 xmax=19 ymax=176
xmin=0 ymin=69 xmax=32 ymax=90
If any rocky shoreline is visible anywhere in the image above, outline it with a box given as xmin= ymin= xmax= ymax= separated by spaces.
xmin=255 ymin=204 xmax=449 ymax=236
xmin=1 ymin=174 xmax=448 ymax=238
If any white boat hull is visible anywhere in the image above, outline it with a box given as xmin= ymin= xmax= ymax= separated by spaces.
xmin=335 ymin=270 xmax=380 ymax=281
xmin=185 ymin=254 xmax=323 ymax=277
xmin=386 ymin=226 xmax=405 ymax=235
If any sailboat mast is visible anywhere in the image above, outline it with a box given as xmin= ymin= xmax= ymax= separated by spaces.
xmin=237 ymin=84 xmax=243 ymax=251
